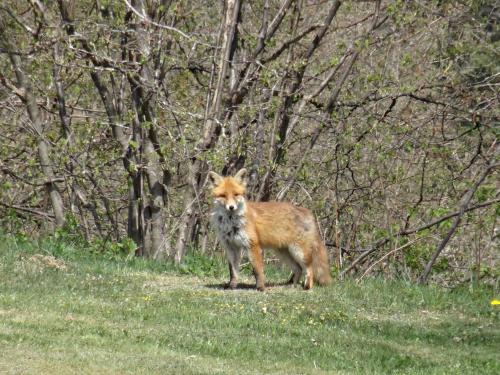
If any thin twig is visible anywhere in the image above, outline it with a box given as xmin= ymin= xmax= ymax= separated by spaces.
xmin=122 ymin=0 xmax=213 ymax=47
xmin=357 ymin=236 xmax=427 ymax=283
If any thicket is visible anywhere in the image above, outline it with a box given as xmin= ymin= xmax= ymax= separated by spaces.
xmin=0 ymin=1 xmax=498 ymax=286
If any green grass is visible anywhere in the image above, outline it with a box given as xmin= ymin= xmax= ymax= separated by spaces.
xmin=0 ymin=235 xmax=498 ymax=374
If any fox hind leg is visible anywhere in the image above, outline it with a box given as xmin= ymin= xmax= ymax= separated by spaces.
xmin=286 ymin=264 xmax=302 ymax=287
xmin=276 ymin=249 xmax=302 ymax=286
xmin=288 ymin=244 xmax=314 ymax=290
xmin=303 ymin=263 xmax=314 ymax=290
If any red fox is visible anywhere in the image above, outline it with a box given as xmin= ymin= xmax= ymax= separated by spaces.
xmin=208 ymin=168 xmax=332 ymax=291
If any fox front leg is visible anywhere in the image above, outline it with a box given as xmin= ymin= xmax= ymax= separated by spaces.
xmin=249 ymin=244 xmax=266 ymax=291
xmin=225 ymin=247 xmax=242 ymax=289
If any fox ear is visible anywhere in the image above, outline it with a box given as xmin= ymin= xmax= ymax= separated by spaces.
xmin=233 ymin=168 xmax=248 ymax=187
xmin=207 ymin=171 xmax=223 ymax=188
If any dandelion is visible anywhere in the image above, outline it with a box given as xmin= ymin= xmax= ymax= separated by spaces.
xmin=491 ymin=299 xmax=500 ymax=306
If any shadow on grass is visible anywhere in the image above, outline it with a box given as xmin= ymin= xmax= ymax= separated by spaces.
xmin=204 ymin=280 xmax=298 ymax=291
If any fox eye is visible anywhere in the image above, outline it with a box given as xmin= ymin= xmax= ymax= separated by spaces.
xmin=217 ymin=194 xmax=226 ymax=199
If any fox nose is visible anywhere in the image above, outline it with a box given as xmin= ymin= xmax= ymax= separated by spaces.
xmin=228 ymin=205 xmax=235 ymax=211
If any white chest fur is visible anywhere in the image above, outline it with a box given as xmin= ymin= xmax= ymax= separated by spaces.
xmin=210 ymin=203 xmax=250 ymax=250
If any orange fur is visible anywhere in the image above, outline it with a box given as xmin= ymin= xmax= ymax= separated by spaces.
xmin=208 ymin=169 xmax=332 ymax=291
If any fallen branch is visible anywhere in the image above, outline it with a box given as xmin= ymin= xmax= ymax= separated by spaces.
xmin=0 ymin=201 xmax=55 ymax=220
xmin=339 ymin=196 xmax=500 ymax=279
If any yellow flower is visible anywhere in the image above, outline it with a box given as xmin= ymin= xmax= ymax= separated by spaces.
xmin=491 ymin=299 xmax=500 ymax=306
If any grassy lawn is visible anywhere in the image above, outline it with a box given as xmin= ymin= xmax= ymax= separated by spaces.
xmin=0 ymin=236 xmax=498 ymax=374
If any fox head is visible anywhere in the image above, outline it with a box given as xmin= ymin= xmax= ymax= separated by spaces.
xmin=208 ymin=168 xmax=247 ymax=212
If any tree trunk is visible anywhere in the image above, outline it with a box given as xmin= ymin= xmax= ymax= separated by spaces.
xmin=174 ymin=0 xmax=242 ymax=263
xmin=0 ymin=35 xmax=65 ymax=227
xmin=257 ymin=0 xmax=343 ymax=201
xmin=125 ymin=0 xmax=170 ymax=258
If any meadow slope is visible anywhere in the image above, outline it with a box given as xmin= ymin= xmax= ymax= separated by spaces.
xmin=0 ymin=237 xmax=498 ymax=374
